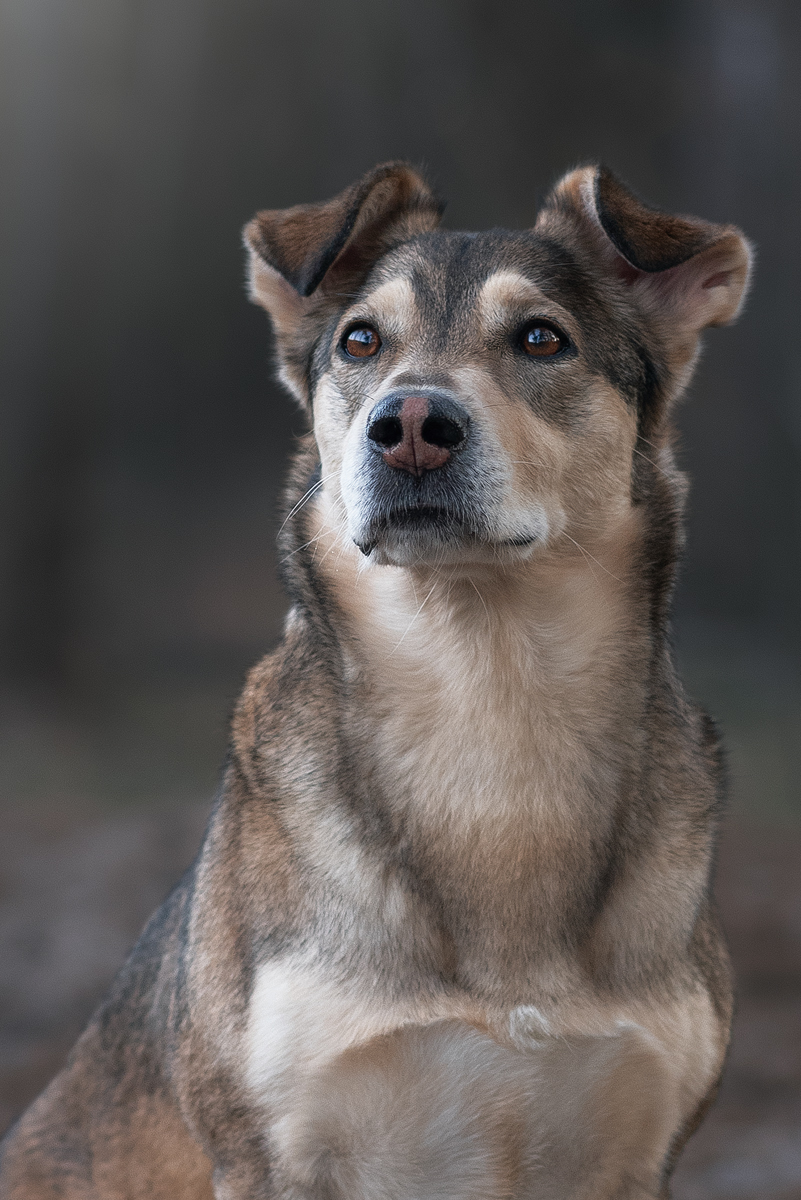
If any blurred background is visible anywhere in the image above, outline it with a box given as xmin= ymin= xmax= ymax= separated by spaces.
xmin=1 ymin=0 xmax=799 ymax=1194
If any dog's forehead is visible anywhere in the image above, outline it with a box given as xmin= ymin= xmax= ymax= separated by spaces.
xmin=362 ymin=230 xmax=575 ymax=326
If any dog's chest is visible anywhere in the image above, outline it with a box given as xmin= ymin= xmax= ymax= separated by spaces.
xmin=242 ymin=959 xmax=686 ymax=1200
xmin=245 ymin=967 xmax=532 ymax=1196
xmin=245 ymin=570 xmax=656 ymax=1196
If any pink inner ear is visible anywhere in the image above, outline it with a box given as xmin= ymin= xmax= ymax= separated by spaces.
xmin=613 ymin=255 xmax=644 ymax=286
xmin=702 ymin=270 xmax=730 ymax=290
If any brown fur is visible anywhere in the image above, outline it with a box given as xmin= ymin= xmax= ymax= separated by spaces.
xmin=0 ymin=162 xmax=752 ymax=1198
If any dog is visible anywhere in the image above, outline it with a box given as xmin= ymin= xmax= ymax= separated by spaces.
xmin=0 ymin=162 xmax=752 ymax=1198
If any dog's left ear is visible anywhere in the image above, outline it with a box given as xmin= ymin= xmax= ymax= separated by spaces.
xmin=245 ymin=161 xmax=442 ymax=326
xmin=244 ymin=162 xmax=442 ymax=405
xmin=536 ymin=165 xmax=753 ymax=340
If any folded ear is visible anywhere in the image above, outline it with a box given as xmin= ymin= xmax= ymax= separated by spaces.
xmin=536 ymin=165 xmax=753 ymax=339
xmin=244 ymin=162 xmax=442 ymax=332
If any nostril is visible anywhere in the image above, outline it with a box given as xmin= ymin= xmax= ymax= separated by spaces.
xmin=367 ymin=415 xmax=403 ymax=448
xmin=420 ymin=415 xmax=465 ymax=450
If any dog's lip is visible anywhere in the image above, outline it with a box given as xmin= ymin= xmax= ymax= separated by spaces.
xmin=354 ymin=504 xmax=472 ymax=555
xmin=381 ymin=504 xmax=462 ymax=525
xmin=502 ymin=533 xmax=537 ymax=547
xmin=354 ymin=505 xmax=539 ymax=556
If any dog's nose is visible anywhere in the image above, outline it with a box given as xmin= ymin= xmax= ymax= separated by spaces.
xmin=366 ymin=395 xmax=468 ymax=476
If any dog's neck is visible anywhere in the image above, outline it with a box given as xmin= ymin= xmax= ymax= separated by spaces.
xmin=310 ymin=492 xmax=652 ymax=835
xmin=288 ymin=492 xmax=660 ymax=982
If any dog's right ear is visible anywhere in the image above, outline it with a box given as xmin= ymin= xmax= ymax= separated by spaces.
xmin=535 ymin=165 xmax=753 ymax=371
xmin=244 ymin=162 xmax=442 ymax=342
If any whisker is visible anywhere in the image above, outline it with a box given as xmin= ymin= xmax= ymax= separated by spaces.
xmin=632 ymin=446 xmax=671 ymax=479
xmin=390 ymin=583 xmax=438 ymax=655
xmin=278 ymin=473 xmax=333 ymax=534
xmin=637 ymin=434 xmax=663 ymax=452
xmin=561 ymin=532 xmax=624 ymax=586
xmin=445 ymin=567 xmax=457 ymax=609
xmin=313 ymin=512 xmax=351 ymax=569
xmin=469 ymin=577 xmax=491 ymax=629
xmin=567 ymin=538 xmax=601 ymax=585
xmin=280 ymin=531 xmax=328 ymax=564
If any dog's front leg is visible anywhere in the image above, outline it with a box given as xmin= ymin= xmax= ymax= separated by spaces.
xmin=504 ymin=989 xmax=726 ymax=1200
xmin=165 ymin=1017 xmax=286 ymax=1200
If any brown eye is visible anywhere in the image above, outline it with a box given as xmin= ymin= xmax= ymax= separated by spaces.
xmin=522 ymin=323 xmax=566 ymax=357
xmin=343 ymin=325 xmax=381 ymax=358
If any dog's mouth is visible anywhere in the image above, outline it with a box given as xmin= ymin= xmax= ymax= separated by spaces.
xmin=354 ymin=505 xmax=537 ymax=558
xmin=355 ymin=505 xmax=471 ymax=556
xmin=381 ymin=504 xmax=463 ymax=530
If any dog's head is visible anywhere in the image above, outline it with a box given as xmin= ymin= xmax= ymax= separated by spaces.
xmin=245 ymin=163 xmax=751 ymax=568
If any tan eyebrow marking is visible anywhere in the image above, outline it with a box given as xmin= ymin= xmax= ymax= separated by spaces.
xmin=355 ymin=275 xmax=417 ymax=328
xmin=477 ymin=271 xmax=548 ymax=330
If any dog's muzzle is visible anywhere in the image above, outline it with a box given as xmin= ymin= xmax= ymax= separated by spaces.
xmin=346 ymin=389 xmax=503 ymax=562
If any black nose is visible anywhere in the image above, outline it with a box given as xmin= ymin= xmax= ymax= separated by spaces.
xmin=366 ymin=393 xmax=469 ymax=476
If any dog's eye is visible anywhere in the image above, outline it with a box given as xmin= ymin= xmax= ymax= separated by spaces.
xmin=343 ymin=325 xmax=381 ymax=359
xmin=521 ymin=322 xmax=567 ymax=357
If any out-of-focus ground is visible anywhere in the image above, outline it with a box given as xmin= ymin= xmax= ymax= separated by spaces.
xmin=674 ymin=821 xmax=801 ymax=1199
xmin=0 ymin=623 xmax=799 ymax=1198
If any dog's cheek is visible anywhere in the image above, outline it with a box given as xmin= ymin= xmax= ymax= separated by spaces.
xmin=487 ymin=380 xmax=637 ymax=545
xmin=559 ymin=384 xmax=639 ymax=532
xmin=478 ymin=393 xmax=571 ymax=538
xmin=338 ymin=405 xmax=380 ymax=542
xmin=311 ymin=376 xmax=354 ymax=480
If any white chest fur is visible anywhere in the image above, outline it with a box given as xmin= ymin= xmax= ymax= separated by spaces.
xmin=243 ymin=959 xmax=719 ymax=1200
